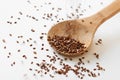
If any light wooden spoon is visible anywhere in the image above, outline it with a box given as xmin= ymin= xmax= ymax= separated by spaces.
xmin=48 ymin=0 xmax=120 ymax=56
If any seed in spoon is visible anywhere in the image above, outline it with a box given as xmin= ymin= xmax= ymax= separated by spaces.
xmin=48 ymin=36 xmax=86 ymax=56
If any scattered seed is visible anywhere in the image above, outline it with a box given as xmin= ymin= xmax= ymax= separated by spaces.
xmin=29 ymin=68 xmax=32 ymax=71
xmin=10 ymin=16 xmax=13 ymax=18
xmin=2 ymin=39 xmax=6 ymax=43
xmin=14 ymin=22 xmax=17 ymax=24
xmin=18 ymin=49 xmax=20 ymax=52
xmin=33 ymin=51 xmax=37 ymax=55
xmin=46 ymin=49 xmax=49 ymax=51
xmin=22 ymin=55 xmax=27 ymax=59
xmin=29 ymin=44 xmax=33 ymax=47
xmin=19 ymin=11 xmax=23 ymax=15
xmin=31 ymin=29 xmax=35 ymax=32
xmin=34 ymin=57 xmax=37 ymax=59
xmin=40 ymin=36 xmax=43 ymax=39
xmin=9 ymin=34 xmax=12 ymax=37
xmin=4 ymin=46 xmax=6 ymax=49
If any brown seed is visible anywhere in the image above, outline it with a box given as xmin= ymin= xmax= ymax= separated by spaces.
xmin=49 ymin=74 xmax=54 ymax=78
xmin=69 ymin=58 xmax=73 ymax=61
xmin=16 ymin=41 xmax=19 ymax=43
xmin=93 ymin=68 xmax=96 ymax=71
xmin=18 ymin=49 xmax=20 ymax=52
xmin=4 ymin=46 xmax=6 ymax=49
xmin=81 ymin=77 xmax=83 ymax=79
xmin=42 ymin=44 xmax=44 ymax=46
xmin=87 ymin=60 xmax=90 ymax=63
xmin=27 ymin=39 xmax=29 ymax=42
xmin=98 ymin=73 xmax=100 ymax=76
xmin=90 ymin=22 xmax=92 ymax=24
xmin=82 ymin=57 xmax=85 ymax=59
xmin=17 ymin=18 xmax=20 ymax=20
xmin=19 ymin=11 xmax=23 ymax=15
xmin=81 ymin=20 xmax=84 ymax=22
xmin=36 ymin=63 xmax=40 ymax=66
xmin=40 ymin=36 xmax=43 ymax=39
xmin=9 ymin=52 xmax=11 ymax=55
xmin=29 ymin=68 xmax=32 ymax=71
xmin=22 ymin=55 xmax=27 ymax=59
xmin=44 ymin=25 xmax=47 ymax=27
xmin=34 ymin=57 xmax=37 ymax=59
xmin=2 ymin=39 xmax=6 ymax=43
xmin=22 ymin=41 xmax=25 ymax=44
xmin=95 ymin=43 xmax=98 ymax=45
xmin=11 ymin=64 xmax=13 ymax=66
xmin=33 ymin=51 xmax=37 ymax=55
xmin=46 ymin=49 xmax=49 ymax=51
xmin=10 ymin=16 xmax=13 ymax=18
xmin=29 ymin=38 xmax=32 ymax=40
xmin=33 ymin=47 xmax=36 ymax=50
xmin=29 ymin=44 xmax=33 ymax=47
xmin=98 ymin=39 xmax=102 ymax=44
xmin=14 ymin=22 xmax=17 ymax=24
xmin=31 ymin=62 xmax=33 ymax=64
xmin=7 ymin=56 xmax=10 ymax=58
xmin=9 ymin=34 xmax=12 ymax=37
xmin=32 ymin=16 xmax=35 ymax=19
xmin=31 ymin=29 xmax=35 ymax=32
xmin=64 ymin=58 xmax=67 ymax=60
xmin=13 ymin=62 xmax=15 ymax=65
xmin=41 ymin=48 xmax=44 ymax=50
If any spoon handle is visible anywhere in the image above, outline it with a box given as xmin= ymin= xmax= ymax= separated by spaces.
xmin=98 ymin=0 xmax=120 ymax=21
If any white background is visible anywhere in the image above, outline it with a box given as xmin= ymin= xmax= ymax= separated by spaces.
xmin=0 ymin=0 xmax=120 ymax=80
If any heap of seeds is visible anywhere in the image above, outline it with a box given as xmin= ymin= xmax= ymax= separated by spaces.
xmin=48 ymin=36 xmax=86 ymax=55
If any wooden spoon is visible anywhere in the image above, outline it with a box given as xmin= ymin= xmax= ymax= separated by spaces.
xmin=47 ymin=0 xmax=120 ymax=56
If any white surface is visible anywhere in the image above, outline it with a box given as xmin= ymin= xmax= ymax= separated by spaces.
xmin=0 ymin=0 xmax=120 ymax=80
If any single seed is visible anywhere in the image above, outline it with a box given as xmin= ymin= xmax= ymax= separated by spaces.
xmin=2 ymin=39 xmax=6 ymax=43
xmin=16 ymin=41 xmax=19 ymax=43
xmin=41 ymin=48 xmax=44 ymax=50
xmin=31 ymin=29 xmax=35 ymax=32
xmin=22 ymin=55 xmax=27 ymax=59
xmin=19 ymin=11 xmax=23 ymax=15
xmin=40 ymin=36 xmax=43 ymax=39
xmin=42 ymin=44 xmax=44 ymax=46
xmin=29 ymin=68 xmax=32 ymax=71
xmin=33 ymin=51 xmax=37 ymax=55
xmin=81 ymin=20 xmax=84 ymax=22
xmin=29 ymin=44 xmax=33 ymax=47
xmin=14 ymin=22 xmax=17 ymax=24
xmin=18 ymin=49 xmax=20 ymax=52
xmin=11 ymin=16 xmax=13 ymax=18
xmin=9 ymin=34 xmax=12 ymax=37
xmin=33 ymin=47 xmax=36 ymax=50
xmin=34 ymin=57 xmax=37 ymax=59
xmin=90 ymin=22 xmax=92 ymax=24
xmin=46 ymin=49 xmax=49 ymax=51
xmin=4 ymin=46 xmax=6 ymax=49
xmin=31 ymin=62 xmax=33 ymax=64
